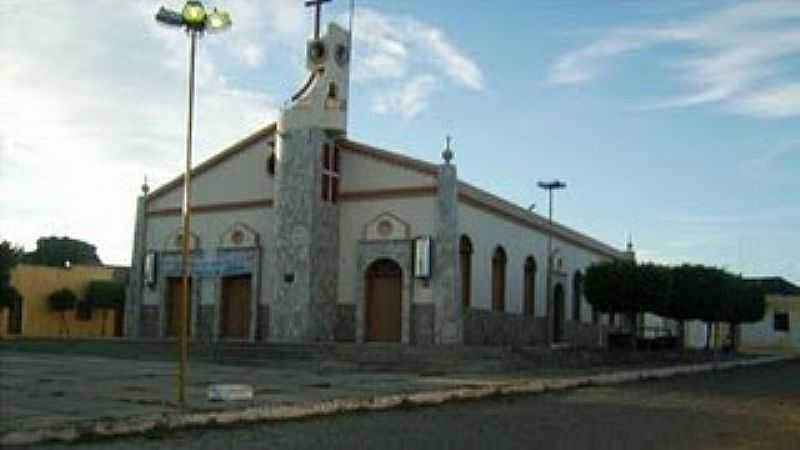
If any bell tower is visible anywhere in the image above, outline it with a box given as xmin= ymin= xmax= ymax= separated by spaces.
xmin=270 ymin=3 xmax=351 ymax=342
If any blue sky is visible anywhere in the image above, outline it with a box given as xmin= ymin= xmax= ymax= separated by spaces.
xmin=1 ymin=1 xmax=798 ymax=283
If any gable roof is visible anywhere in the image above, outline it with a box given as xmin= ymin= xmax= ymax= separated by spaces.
xmin=457 ymin=181 xmax=624 ymax=259
xmin=746 ymin=277 xmax=800 ymax=296
xmin=143 ymin=129 xmax=623 ymax=260
xmin=337 ymin=138 xmax=624 ymax=260
xmin=146 ymin=123 xmax=276 ymax=203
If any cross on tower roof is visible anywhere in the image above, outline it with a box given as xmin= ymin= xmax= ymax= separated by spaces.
xmin=305 ymin=0 xmax=332 ymax=40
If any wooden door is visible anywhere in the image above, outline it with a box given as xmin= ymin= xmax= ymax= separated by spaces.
xmin=221 ymin=275 xmax=251 ymax=339
xmin=8 ymin=297 xmax=22 ymax=334
xmin=366 ymin=259 xmax=402 ymax=342
xmin=553 ymin=284 xmax=565 ymax=342
xmin=166 ymin=278 xmax=192 ymax=338
xmin=114 ymin=305 xmax=124 ymax=337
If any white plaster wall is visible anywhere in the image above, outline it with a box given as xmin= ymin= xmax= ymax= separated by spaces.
xmin=148 ymin=137 xmax=274 ymax=211
xmin=459 ymin=202 xmax=610 ymax=321
xmin=338 ymin=197 xmax=436 ymax=305
xmin=683 ymin=320 xmax=731 ymax=349
xmin=141 ymin=208 xmax=274 ymax=308
xmin=339 ymin=150 xmax=435 ymax=191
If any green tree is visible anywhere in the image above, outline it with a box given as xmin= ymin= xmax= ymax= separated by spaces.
xmin=85 ymin=280 xmax=125 ymax=335
xmin=585 ymin=261 xmax=671 ymax=350
xmin=48 ymin=288 xmax=77 ymax=336
xmin=720 ymin=277 xmax=766 ymax=353
xmin=0 ymin=284 xmax=21 ymax=309
xmin=24 ymin=236 xmax=101 ymax=268
xmin=665 ymin=265 xmax=707 ymax=347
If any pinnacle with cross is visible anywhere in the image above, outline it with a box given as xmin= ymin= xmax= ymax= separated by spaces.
xmin=442 ymin=135 xmax=454 ymax=164
xmin=305 ymin=0 xmax=332 ymax=40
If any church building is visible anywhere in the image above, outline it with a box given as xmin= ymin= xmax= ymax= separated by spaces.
xmin=127 ymin=13 xmax=626 ymax=347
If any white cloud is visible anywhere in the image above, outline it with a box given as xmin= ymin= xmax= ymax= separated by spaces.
xmin=0 ymin=2 xmax=278 ymax=264
xmin=372 ymin=75 xmax=440 ymax=118
xmin=547 ymin=1 xmax=800 ymax=119
xmin=547 ymin=31 xmax=654 ymax=86
xmin=351 ymin=8 xmax=484 ymax=115
xmin=732 ymin=83 xmax=800 ymax=118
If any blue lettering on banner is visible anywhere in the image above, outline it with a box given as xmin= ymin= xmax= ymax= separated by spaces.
xmin=159 ymin=251 xmax=255 ymax=277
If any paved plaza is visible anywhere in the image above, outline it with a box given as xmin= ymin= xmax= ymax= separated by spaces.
xmin=0 ymin=340 xmax=787 ymax=446
xmin=36 ymin=359 xmax=800 ymax=450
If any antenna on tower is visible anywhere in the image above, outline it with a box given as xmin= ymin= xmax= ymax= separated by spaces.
xmin=347 ymin=0 xmax=356 ymax=130
xmin=348 ymin=0 xmax=355 ymax=36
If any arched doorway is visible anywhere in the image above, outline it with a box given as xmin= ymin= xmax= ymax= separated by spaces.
xmin=492 ymin=246 xmax=507 ymax=312
xmin=221 ymin=274 xmax=252 ymax=339
xmin=460 ymin=235 xmax=473 ymax=309
xmin=553 ymin=283 xmax=565 ymax=342
xmin=365 ymin=259 xmax=402 ymax=342
xmin=524 ymin=256 xmax=536 ymax=316
xmin=166 ymin=278 xmax=192 ymax=338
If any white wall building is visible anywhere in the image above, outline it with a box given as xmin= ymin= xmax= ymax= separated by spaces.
xmin=127 ymin=19 xmax=626 ymax=347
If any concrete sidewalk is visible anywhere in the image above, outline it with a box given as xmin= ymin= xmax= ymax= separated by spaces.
xmin=0 ymin=348 xmax=788 ymax=446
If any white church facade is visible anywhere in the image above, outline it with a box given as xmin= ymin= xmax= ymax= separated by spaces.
xmin=127 ymin=20 xmax=627 ymax=347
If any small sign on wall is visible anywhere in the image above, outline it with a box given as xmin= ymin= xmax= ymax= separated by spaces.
xmin=414 ymin=236 xmax=432 ymax=279
xmin=144 ymin=252 xmax=157 ymax=287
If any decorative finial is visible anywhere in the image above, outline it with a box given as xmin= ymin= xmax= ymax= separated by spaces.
xmin=626 ymin=233 xmax=634 ymax=252
xmin=142 ymin=175 xmax=150 ymax=196
xmin=442 ymin=135 xmax=454 ymax=165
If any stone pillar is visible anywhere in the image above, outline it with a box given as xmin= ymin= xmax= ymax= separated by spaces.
xmin=126 ymin=194 xmax=147 ymax=338
xmin=271 ymin=127 xmax=339 ymax=342
xmin=433 ymin=162 xmax=463 ymax=344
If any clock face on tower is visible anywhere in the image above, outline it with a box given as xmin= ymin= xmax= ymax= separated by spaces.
xmin=308 ymin=40 xmax=326 ymax=65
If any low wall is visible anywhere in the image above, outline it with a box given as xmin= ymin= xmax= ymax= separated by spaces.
xmin=139 ymin=305 xmax=160 ymax=338
xmin=334 ymin=304 xmax=355 ymax=342
xmin=412 ymin=303 xmax=435 ymax=345
xmin=563 ymin=321 xmax=605 ymax=349
xmin=463 ymin=309 xmax=546 ymax=346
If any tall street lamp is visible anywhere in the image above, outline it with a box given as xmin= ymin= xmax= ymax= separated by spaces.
xmin=537 ymin=179 xmax=566 ymax=345
xmin=154 ymin=0 xmax=232 ymax=408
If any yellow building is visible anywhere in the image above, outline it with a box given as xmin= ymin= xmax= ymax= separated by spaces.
xmin=1 ymin=264 xmax=125 ymax=338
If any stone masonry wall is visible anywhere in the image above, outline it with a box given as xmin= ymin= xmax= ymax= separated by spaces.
xmin=432 ymin=163 xmax=462 ymax=344
xmin=412 ymin=303 xmax=435 ymax=345
xmin=334 ymin=304 xmax=355 ymax=342
xmin=139 ymin=305 xmax=160 ymax=338
xmin=272 ymin=128 xmax=339 ymax=343
xmin=463 ymin=309 xmax=546 ymax=346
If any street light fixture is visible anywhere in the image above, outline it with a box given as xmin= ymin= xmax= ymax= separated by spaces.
xmin=154 ymin=0 xmax=232 ymax=409
xmin=537 ymin=179 xmax=566 ymax=345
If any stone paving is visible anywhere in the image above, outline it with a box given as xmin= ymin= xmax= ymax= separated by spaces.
xmin=0 ymin=343 xmax=788 ymax=446
xmin=0 ymin=353 xmax=458 ymax=433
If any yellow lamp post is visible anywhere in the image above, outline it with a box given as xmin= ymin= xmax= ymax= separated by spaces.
xmin=154 ymin=0 xmax=232 ymax=409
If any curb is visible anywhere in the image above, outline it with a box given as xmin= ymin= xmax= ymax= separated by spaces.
xmin=1 ymin=356 xmax=788 ymax=447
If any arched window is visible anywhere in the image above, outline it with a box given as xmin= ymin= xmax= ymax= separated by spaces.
xmin=572 ymin=271 xmax=583 ymax=322
xmin=492 ymin=246 xmax=507 ymax=312
xmin=523 ymin=256 xmax=536 ymax=316
xmin=459 ymin=235 xmax=473 ymax=309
